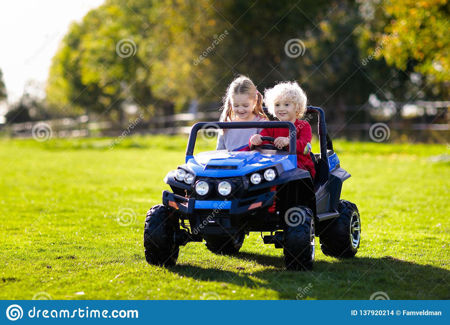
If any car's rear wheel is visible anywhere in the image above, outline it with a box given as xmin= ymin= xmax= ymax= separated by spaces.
xmin=204 ymin=232 xmax=245 ymax=255
xmin=144 ymin=205 xmax=179 ymax=266
xmin=319 ymin=200 xmax=361 ymax=258
xmin=283 ymin=206 xmax=315 ymax=271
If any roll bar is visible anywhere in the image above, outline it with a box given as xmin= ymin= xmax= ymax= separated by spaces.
xmin=306 ymin=106 xmax=333 ymax=160
xmin=187 ymin=107 xmax=333 ymax=162
xmin=186 ymin=121 xmax=297 ymax=156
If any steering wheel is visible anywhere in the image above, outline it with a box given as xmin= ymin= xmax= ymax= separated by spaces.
xmin=255 ymin=136 xmax=280 ymax=151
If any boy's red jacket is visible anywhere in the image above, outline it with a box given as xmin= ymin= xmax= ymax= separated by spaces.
xmin=250 ymin=119 xmax=316 ymax=178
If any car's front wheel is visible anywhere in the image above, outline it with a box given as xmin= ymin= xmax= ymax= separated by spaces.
xmin=283 ymin=206 xmax=315 ymax=271
xmin=144 ymin=205 xmax=179 ymax=266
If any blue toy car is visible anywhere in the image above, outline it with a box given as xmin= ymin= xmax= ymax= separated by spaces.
xmin=144 ymin=106 xmax=361 ymax=270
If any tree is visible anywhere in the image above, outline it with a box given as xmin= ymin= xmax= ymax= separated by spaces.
xmin=47 ymin=0 xmax=155 ymax=124
xmin=5 ymin=81 xmax=50 ymax=123
xmin=358 ymin=0 xmax=449 ymax=87
xmin=198 ymin=0 xmax=397 ymax=123
xmin=48 ymin=0 xmax=442 ymax=121
xmin=0 ymin=69 xmax=6 ymax=102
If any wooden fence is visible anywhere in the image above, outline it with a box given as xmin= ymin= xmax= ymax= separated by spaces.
xmin=1 ymin=102 xmax=448 ymax=142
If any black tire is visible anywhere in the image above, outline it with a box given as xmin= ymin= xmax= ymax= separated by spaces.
xmin=144 ymin=205 xmax=179 ymax=266
xmin=319 ymin=200 xmax=361 ymax=258
xmin=283 ymin=206 xmax=315 ymax=271
xmin=204 ymin=232 xmax=245 ymax=255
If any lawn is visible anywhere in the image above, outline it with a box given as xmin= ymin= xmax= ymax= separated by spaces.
xmin=0 ymin=135 xmax=449 ymax=300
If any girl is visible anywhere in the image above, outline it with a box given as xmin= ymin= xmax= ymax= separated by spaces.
xmin=250 ymin=81 xmax=315 ymax=178
xmin=217 ymin=76 xmax=267 ymax=151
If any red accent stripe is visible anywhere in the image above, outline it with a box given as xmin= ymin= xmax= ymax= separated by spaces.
xmin=268 ymin=186 xmax=277 ymax=213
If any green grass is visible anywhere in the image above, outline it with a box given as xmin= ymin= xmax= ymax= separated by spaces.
xmin=0 ymin=135 xmax=449 ymax=300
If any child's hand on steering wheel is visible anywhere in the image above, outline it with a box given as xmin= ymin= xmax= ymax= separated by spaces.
xmin=250 ymin=134 xmax=263 ymax=146
xmin=274 ymin=137 xmax=289 ymax=149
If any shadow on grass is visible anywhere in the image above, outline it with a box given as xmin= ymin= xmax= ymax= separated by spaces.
xmin=168 ymin=254 xmax=450 ymax=299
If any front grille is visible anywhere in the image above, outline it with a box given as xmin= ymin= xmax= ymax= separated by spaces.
xmin=242 ymin=187 xmax=269 ymax=198
xmin=205 ymin=165 xmax=238 ymax=170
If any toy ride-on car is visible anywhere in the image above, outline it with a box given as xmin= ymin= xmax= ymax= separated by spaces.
xmin=144 ymin=106 xmax=361 ymax=270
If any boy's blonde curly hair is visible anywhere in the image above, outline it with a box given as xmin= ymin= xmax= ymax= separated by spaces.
xmin=264 ymin=81 xmax=307 ymax=118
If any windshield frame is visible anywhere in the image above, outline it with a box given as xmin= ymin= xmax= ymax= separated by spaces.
xmin=186 ymin=121 xmax=297 ymax=156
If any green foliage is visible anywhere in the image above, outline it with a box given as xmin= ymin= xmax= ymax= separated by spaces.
xmin=297 ymin=1 xmax=373 ymax=121
xmin=46 ymin=0 xmax=448 ymax=119
xmin=5 ymin=91 xmax=51 ymax=123
xmin=0 ymin=69 xmax=6 ymax=101
xmin=358 ymin=0 xmax=449 ymax=86
xmin=4 ymin=102 xmax=31 ymax=123
xmin=46 ymin=0 xmax=154 ymax=122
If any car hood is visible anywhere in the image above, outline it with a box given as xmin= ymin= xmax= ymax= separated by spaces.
xmin=185 ymin=150 xmax=296 ymax=177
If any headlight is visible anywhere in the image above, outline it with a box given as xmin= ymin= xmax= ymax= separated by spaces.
xmin=250 ymin=173 xmax=261 ymax=185
xmin=175 ymin=169 xmax=186 ymax=181
xmin=218 ymin=181 xmax=232 ymax=196
xmin=184 ymin=173 xmax=195 ymax=184
xmin=195 ymin=181 xmax=209 ymax=196
xmin=264 ymin=168 xmax=276 ymax=181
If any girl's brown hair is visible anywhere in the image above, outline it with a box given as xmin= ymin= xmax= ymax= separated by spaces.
xmin=220 ymin=75 xmax=266 ymax=122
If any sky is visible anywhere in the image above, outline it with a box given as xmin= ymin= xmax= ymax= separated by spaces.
xmin=0 ymin=0 xmax=105 ymax=104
